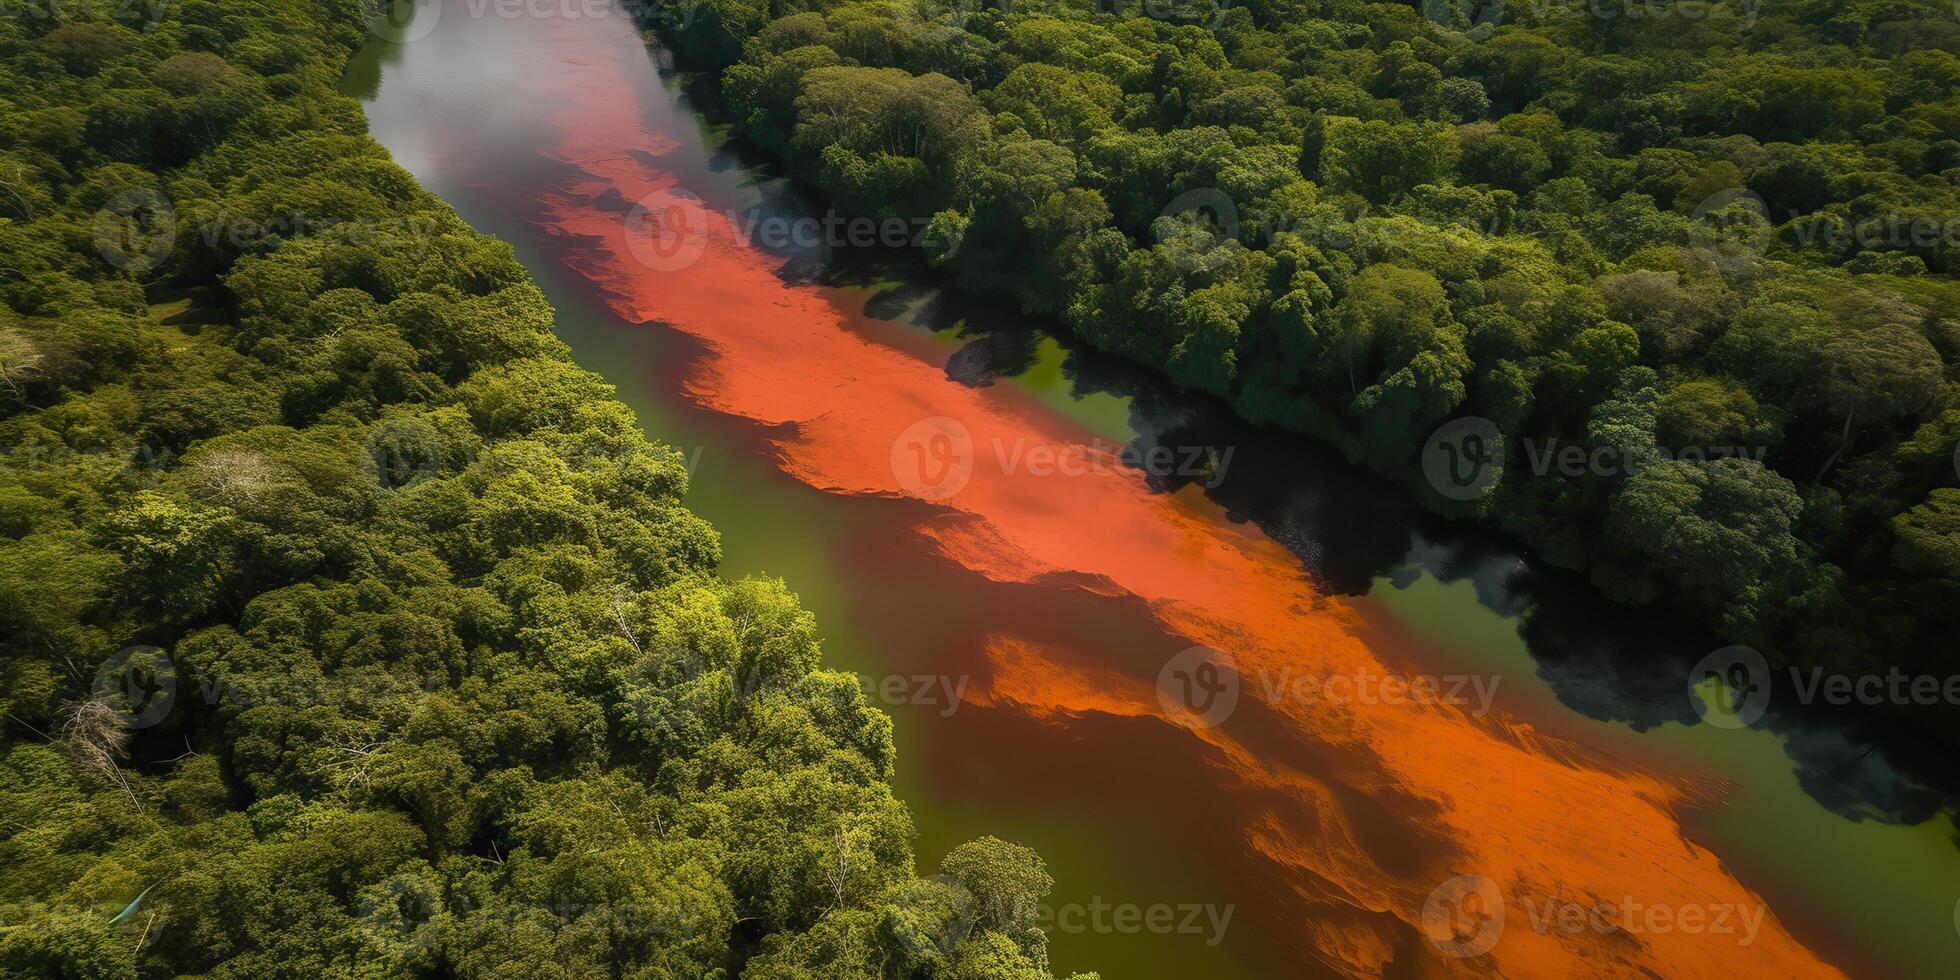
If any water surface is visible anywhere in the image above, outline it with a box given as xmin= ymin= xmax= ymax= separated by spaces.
xmin=344 ymin=5 xmax=1960 ymax=975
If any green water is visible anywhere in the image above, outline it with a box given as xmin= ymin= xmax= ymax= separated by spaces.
xmin=1374 ymin=571 xmax=1960 ymax=977
xmin=340 ymin=3 xmax=1960 ymax=974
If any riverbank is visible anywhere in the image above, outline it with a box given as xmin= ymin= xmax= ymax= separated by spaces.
xmin=0 ymin=1 xmax=1082 ymax=975
xmin=336 ymin=2 xmax=1960 ymax=973
xmin=639 ymin=0 xmax=1960 ymax=745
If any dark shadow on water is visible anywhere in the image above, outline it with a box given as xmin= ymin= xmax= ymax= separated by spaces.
xmin=645 ymin=45 xmax=1960 ymax=837
xmin=820 ymin=253 xmax=1960 ymax=833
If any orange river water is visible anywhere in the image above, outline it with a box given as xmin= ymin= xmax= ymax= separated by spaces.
xmin=498 ymin=15 xmax=1844 ymax=977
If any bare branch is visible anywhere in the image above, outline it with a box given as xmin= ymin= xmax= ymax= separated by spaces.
xmin=60 ymin=699 xmax=143 ymax=812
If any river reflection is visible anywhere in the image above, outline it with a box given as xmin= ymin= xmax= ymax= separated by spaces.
xmin=344 ymin=2 xmax=1960 ymax=976
xmin=858 ymin=260 xmax=1960 ymax=819
xmin=845 ymin=258 xmax=1960 ymax=827
xmin=819 ymin=249 xmax=1960 ymax=976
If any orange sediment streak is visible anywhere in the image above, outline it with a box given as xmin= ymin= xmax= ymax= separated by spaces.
xmin=525 ymin=21 xmax=1841 ymax=978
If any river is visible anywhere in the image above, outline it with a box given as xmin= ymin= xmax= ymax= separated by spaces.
xmin=341 ymin=2 xmax=1960 ymax=976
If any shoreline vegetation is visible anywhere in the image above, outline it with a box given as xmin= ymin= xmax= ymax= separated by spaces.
xmin=0 ymin=0 xmax=1090 ymax=976
xmin=645 ymin=0 xmax=1960 ymax=740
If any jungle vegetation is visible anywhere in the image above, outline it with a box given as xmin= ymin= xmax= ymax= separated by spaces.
xmin=656 ymin=0 xmax=1960 ymax=734
xmin=0 ymin=0 xmax=1085 ymax=976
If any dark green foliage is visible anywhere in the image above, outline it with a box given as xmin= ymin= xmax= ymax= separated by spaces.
xmin=0 ymin=0 xmax=1082 ymax=975
xmin=655 ymin=0 xmax=1960 ymax=732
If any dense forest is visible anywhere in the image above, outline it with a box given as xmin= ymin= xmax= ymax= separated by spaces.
xmin=656 ymin=0 xmax=1960 ymax=734
xmin=0 ymin=0 xmax=1088 ymax=976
